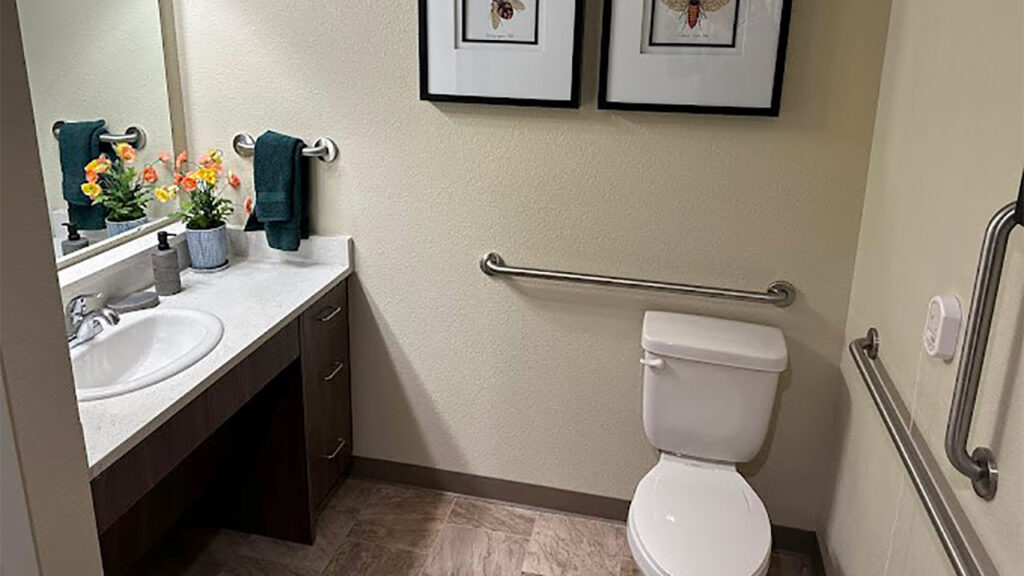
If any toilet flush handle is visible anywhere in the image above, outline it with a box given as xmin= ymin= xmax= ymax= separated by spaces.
xmin=640 ymin=356 xmax=665 ymax=370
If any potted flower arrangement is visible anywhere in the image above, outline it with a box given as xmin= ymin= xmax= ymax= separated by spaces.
xmin=80 ymin=143 xmax=169 ymax=236
xmin=161 ymin=149 xmax=242 ymax=270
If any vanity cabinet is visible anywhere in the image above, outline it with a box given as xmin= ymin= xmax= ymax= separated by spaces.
xmin=301 ymin=280 xmax=353 ymax=508
xmin=91 ymin=279 xmax=352 ymax=575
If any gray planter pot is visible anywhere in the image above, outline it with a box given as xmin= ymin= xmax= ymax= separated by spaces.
xmin=106 ymin=215 xmax=148 ymax=237
xmin=185 ymin=224 xmax=229 ymax=270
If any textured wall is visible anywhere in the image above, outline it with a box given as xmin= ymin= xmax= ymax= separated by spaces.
xmin=821 ymin=0 xmax=1023 ymax=573
xmin=17 ymin=0 xmax=174 ymax=224
xmin=174 ymin=0 xmax=890 ymax=529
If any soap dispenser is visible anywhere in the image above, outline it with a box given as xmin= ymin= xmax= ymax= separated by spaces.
xmin=152 ymin=231 xmax=181 ymax=296
xmin=61 ymin=222 xmax=89 ymax=255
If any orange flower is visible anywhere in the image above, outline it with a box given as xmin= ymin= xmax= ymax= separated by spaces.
xmin=115 ymin=143 xmax=136 ymax=163
xmin=182 ymin=176 xmax=197 ymax=192
xmin=197 ymin=153 xmax=211 ymax=166
xmin=243 ymin=196 xmax=254 ymax=215
xmin=142 ymin=166 xmax=158 ymax=184
xmin=228 ymin=170 xmax=241 ymax=189
xmin=174 ymin=172 xmax=184 ymax=186
xmin=175 ymin=150 xmax=188 ymax=169
xmin=85 ymin=170 xmax=99 ymax=184
xmin=157 ymin=151 xmax=171 ymax=164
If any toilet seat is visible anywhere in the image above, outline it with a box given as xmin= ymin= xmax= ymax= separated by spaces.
xmin=627 ymin=454 xmax=772 ymax=576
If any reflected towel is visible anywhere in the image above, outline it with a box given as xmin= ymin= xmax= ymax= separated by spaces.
xmin=58 ymin=120 xmax=109 ymax=230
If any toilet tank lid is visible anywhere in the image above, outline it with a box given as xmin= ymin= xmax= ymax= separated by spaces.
xmin=642 ymin=311 xmax=787 ymax=372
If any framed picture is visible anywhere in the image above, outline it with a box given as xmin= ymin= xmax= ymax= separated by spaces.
xmin=419 ymin=0 xmax=586 ymax=108
xmin=599 ymin=0 xmax=793 ymax=116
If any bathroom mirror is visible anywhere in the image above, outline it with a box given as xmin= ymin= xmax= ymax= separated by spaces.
xmin=16 ymin=0 xmax=183 ymax=269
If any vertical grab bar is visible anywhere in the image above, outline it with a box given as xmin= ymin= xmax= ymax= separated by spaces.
xmin=945 ymin=178 xmax=1023 ymax=500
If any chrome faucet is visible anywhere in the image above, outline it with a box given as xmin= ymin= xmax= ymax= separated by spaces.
xmin=66 ymin=293 xmax=120 ymax=349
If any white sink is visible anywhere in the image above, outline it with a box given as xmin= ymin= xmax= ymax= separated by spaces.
xmin=72 ymin=308 xmax=223 ymax=401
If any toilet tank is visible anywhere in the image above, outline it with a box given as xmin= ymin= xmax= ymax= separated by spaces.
xmin=641 ymin=311 xmax=787 ymax=463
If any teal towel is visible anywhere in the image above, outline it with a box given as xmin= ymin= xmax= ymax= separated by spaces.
xmin=244 ymin=130 xmax=309 ymax=251
xmin=58 ymin=120 xmax=109 ymax=230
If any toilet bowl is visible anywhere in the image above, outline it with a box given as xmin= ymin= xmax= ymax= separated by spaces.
xmin=627 ymin=454 xmax=771 ymax=576
xmin=629 ymin=311 xmax=786 ymax=576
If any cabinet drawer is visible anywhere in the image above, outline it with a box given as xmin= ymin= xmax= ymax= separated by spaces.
xmin=299 ymin=280 xmax=352 ymax=508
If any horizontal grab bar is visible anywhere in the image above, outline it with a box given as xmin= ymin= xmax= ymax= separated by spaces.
xmin=51 ymin=121 xmax=147 ymax=149
xmin=231 ymin=132 xmax=338 ymax=163
xmin=480 ymin=252 xmax=796 ymax=307
xmin=850 ymin=329 xmax=996 ymax=576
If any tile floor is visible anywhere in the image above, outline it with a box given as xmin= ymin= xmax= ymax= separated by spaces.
xmin=135 ymin=478 xmax=818 ymax=576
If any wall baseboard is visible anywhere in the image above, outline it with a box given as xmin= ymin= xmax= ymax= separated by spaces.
xmin=352 ymin=456 xmax=629 ymax=521
xmin=352 ymin=456 xmax=827 ymax=573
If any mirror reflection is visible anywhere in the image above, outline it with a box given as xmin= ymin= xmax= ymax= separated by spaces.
xmin=18 ymin=0 xmax=177 ymax=261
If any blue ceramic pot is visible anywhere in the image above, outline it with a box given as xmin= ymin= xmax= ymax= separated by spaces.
xmin=105 ymin=216 xmax=148 ymax=237
xmin=185 ymin=224 xmax=228 ymax=270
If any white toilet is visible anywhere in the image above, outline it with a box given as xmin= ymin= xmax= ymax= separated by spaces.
xmin=628 ymin=311 xmax=788 ymax=576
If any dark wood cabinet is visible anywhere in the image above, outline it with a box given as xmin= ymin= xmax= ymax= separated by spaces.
xmin=92 ymin=278 xmax=353 ymax=575
xmin=300 ymin=280 xmax=352 ymax=509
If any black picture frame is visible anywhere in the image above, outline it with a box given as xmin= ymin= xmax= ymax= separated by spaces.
xmin=462 ymin=0 xmax=541 ymax=46
xmin=419 ymin=0 xmax=586 ymax=108
xmin=598 ymin=0 xmax=793 ymax=117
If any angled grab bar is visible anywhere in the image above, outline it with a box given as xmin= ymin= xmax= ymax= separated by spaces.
xmin=480 ymin=252 xmax=796 ymax=307
xmin=945 ymin=181 xmax=1023 ymax=500
xmin=851 ymin=329 xmax=996 ymax=576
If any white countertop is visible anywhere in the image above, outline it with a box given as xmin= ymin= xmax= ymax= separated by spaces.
xmin=75 ymin=234 xmax=352 ymax=479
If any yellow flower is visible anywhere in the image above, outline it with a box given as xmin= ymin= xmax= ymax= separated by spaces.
xmin=154 ymin=187 xmax=175 ymax=203
xmin=197 ymin=167 xmax=217 ymax=184
xmin=80 ymin=182 xmax=102 ymax=199
xmin=209 ymin=149 xmax=222 ymax=163
xmin=84 ymin=156 xmax=110 ymax=174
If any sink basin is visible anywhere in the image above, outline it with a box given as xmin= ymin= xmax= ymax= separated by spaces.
xmin=72 ymin=308 xmax=223 ymax=401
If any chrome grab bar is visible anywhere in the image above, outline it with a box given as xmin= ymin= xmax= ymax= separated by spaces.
xmin=231 ymin=132 xmax=339 ymax=163
xmin=945 ymin=197 xmax=1021 ymax=500
xmin=480 ymin=252 xmax=796 ymax=307
xmin=52 ymin=121 xmax=147 ymax=149
xmin=850 ymin=329 xmax=997 ymax=576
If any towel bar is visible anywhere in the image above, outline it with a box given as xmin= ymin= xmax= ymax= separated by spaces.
xmin=231 ymin=132 xmax=338 ymax=163
xmin=51 ymin=121 xmax=147 ymax=149
xmin=480 ymin=252 xmax=796 ymax=307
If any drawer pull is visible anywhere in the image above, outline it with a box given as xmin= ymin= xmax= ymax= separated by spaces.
xmin=317 ymin=305 xmax=342 ymax=323
xmin=323 ymin=361 xmax=345 ymax=382
xmin=323 ymin=438 xmax=346 ymax=460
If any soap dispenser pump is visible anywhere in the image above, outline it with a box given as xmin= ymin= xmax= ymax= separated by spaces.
xmin=152 ymin=231 xmax=182 ymax=296
xmin=61 ymin=222 xmax=89 ymax=255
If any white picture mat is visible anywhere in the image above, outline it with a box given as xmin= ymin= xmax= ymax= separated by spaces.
xmin=606 ymin=0 xmax=783 ymax=108
xmin=427 ymin=0 xmax=577 ymax=101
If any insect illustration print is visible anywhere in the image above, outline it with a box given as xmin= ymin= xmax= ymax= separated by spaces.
xmin=490 ymin=0 xmax=527 ymax=29
xmin=660 ymin=0 xmax=734 ymax=29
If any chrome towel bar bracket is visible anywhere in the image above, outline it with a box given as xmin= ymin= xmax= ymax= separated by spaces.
xmin=231 ymin=132 xmax=338 ymax=163
xmin=480 ymin=252 xmax=796 ymax=307
xmin=52 ymin=120 xmax=147 ymax=149
xmin=945 ymin=194 xmax=1022 ymax=501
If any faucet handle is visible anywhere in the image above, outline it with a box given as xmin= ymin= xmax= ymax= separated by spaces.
xmin=66 ymin=293 xmax=103 ymax=316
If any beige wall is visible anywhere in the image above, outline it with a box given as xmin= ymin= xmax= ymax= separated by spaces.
xmin=174 ymin=0 xmax=890 ymax=529
xmin=1 ymin=0 xmax=104 ymax=573
xmin=821 ymin=0 xmax=1023 ymax=573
